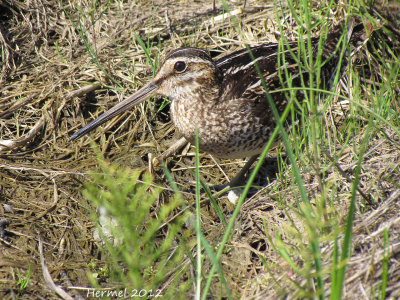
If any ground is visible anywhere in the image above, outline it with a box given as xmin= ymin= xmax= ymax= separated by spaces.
xmin=1 ymin=0 xmax=400 ymax=299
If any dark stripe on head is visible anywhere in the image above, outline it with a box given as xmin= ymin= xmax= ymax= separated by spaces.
xmin=165 ymin=47 xmax=213 ymax=63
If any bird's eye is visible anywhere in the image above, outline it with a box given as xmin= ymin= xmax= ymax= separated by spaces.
xmin=174 ymin=61 xmax=187 ymax=73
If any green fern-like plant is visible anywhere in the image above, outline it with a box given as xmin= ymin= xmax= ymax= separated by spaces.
xmin=84 ymin=156 xmax=191 ymax=298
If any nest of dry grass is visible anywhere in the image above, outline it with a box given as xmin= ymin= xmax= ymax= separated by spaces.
xmin=0 ymin=0 xmax=399 ymax=298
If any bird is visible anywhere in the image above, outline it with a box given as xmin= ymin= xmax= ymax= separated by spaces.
xmin=70 ymin=20 xmax=370 ymax=186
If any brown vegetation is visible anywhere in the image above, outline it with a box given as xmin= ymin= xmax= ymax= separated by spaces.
xmin=0 ymin=0 xmax=399 ymax=298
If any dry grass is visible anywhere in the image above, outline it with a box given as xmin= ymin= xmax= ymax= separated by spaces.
xmin=0 ymin=0 xmax=399 ymax=298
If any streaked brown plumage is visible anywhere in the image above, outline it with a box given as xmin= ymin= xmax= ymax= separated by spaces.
xmin=70 ymin=21 xmax=369 ymax=165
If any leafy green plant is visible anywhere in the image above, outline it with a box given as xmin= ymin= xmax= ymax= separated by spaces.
xmin=16 ymin=266 xmax=31 ymax=294
xmin=83 ymin=152 xmax=191 ymax=297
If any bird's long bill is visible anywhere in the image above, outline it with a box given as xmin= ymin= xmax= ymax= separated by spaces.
xmin=69 ymin=80 xmax=158 ymax=141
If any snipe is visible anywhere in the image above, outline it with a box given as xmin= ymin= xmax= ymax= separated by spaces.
xmin=70 ymin=21 xmax=369 ymax=185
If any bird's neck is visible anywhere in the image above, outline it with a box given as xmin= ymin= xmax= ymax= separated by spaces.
xmin=170 ymin=78 xmax=221 ymax=144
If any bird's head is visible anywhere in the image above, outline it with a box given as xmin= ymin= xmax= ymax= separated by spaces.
xmin=69 ymin=47 xmax=221 ymax=141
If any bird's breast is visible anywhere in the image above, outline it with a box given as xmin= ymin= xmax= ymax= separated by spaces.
xmin=170 ymin=97 xmax=271 ymax=159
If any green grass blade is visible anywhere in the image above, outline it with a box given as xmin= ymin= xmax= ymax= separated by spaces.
xmin=380 ymin=229 xmax=389 ymax=300
xmin=195 ymin=129 xmax=202 ymax=300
